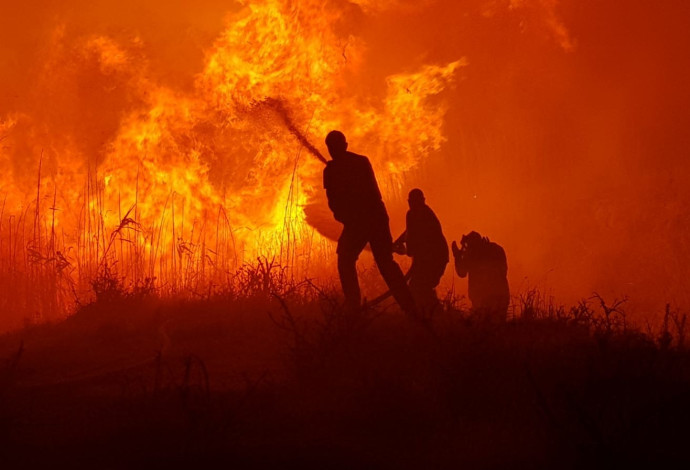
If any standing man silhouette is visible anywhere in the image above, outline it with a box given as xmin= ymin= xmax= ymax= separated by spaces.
xmin=393 ymin=188 xmax=449 ymax=316
xmin=323 ymin=130 xmax=416 ymax=315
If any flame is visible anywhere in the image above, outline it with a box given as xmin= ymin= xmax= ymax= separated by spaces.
xmin=0 ymin=0 xmax=461 ymax=321
xmin=3 ymin=0 xmax=688 ymax=327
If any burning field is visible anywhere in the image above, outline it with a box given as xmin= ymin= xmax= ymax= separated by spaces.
xmin=1 ymin=0 xmax=690 ymax=467
xmin=0 ymin=0 xmax=466 ymax=327
xmin=1 ymin=0 xmax=689 ymax=327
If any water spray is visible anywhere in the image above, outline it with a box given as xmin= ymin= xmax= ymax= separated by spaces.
xmin=253 ymin=97 xmax=414 ymax=307
xmin=252 ymin=97 xmax=329 ymax=165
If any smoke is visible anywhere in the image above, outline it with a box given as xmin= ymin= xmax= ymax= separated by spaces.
xmin=305 ymin=0 xmax=690 ymax=317
xmin=1 ymin=0 xmax=689 ymax=323
xmin=381 ymin=0 xmax=690 ymax=317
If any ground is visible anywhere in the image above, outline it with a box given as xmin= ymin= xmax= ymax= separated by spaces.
xmin=1 ymin=286 xmax=690 ymax=469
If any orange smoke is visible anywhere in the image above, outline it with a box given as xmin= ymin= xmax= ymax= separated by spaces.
xmin=1 ymin=0 xmax=689 ymax=329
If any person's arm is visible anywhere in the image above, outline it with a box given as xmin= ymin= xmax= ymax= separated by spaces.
xmin=393 ymin=230 xmax=407 ymax=255
xmin=403 ymin=211 xmax=416 ymax=257
xmin=452 ymin=241 xmax=469 ymax=278
xmin=324 ymin=166 xmax=347 ymax=223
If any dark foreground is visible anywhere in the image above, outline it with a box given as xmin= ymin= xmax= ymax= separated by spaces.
xmin=1 ymin=288 xmax=689 ymax=469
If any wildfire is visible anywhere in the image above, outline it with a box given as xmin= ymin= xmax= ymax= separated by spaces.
xmin=0 ymin=0 xmax=461 ymax=322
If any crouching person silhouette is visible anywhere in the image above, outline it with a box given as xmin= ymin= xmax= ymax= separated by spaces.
xmin=393 ymin=189 xmax=448 ymax=319
xmin=452 ymin=231 xmax=509 ymax=321
xmin=323 ymin=130 xmax=416 ymax=317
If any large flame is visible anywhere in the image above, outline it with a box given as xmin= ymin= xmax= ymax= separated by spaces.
xmin=0 ymin=0 xmax=461 ymax=323
xmin=2 ymin=0 xmax=688 ymax=329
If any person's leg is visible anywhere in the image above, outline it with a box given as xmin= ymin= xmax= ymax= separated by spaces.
xmin=409 ymin=262 xmax=441 ymax=319
xmin=490 ymin=295 xmax=510 ymax=322
xmin=337 ymin=225 xmax=368 ymax=311
xmin=475 ymin=298 xmax=508 ymax=323
xmin=409 ymin=276 xmax=431 ymax=311
xmin=426 ymin=261 xmax=448 ymax=313
xmin=368 ymin=220 xmax=416 ymax=314
xmin=408 ymin=261 xmax=427 ymax=304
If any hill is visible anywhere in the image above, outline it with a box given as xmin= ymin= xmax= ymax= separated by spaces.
xmin=1 ymin=283 xmax=689 ymax=469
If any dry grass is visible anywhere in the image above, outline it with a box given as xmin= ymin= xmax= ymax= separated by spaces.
xmin=0 ymin=162 xmax=333 ymax=330
xmin=1 ymin=265 xmax=689 ymax=468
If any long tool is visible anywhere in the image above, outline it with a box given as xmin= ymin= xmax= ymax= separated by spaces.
xmin=255 ymin=97 xmax=411 ymax=309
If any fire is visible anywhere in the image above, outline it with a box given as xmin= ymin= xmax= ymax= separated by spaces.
xmin=0 ymin=0 xmax=461 ymax=323
xmin=2 ymin=0 xmax=689 ymax=328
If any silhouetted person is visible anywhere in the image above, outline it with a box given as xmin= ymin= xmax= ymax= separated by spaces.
xmin=323 ymin=130 xmax=416 ymax=316
xmin=452 ymin=231 xmax=509 ymax=321
xmin=393 ymin=189 xmax=448 ymax=316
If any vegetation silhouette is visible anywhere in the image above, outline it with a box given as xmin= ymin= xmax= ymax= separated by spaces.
xmin=1 ymin=264 xmax=690 ymax=469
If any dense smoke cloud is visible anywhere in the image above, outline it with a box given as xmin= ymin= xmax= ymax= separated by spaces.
xmin=1 ymin=0 xmax=689 ymax=324
xmin=380 ymin=0 xmax=690 ymax=315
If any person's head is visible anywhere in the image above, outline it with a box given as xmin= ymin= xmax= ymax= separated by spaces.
xmin=461 ymin=231 xmax=484 ymax=249
xmin=325 ymin=130 xmax=348 ymax=158
xmin=408 ymin=188 xmax=425 ymax=210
